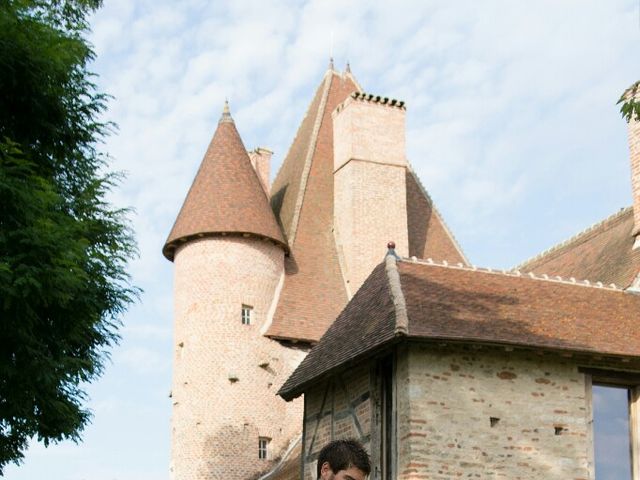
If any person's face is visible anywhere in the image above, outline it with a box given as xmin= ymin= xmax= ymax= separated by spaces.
xmin=319 ymin=462 xmax=367 ymax=480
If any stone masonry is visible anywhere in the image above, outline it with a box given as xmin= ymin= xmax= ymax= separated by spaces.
xmin=333 ymin=94 xmax=409 ymax=293
xmin=172 ymin=237 xmax=305 ymax=480
xmin=397 ymin=344 xmax=593 ymax=480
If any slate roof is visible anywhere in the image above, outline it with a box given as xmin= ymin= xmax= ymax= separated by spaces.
xmin=265 ymin=69 xmax=467 ymax=342
xmin=163 ymin=106 xmax=286 ymax=261
xmin=516 ymin=207 xmax=640 ymax=288
xmin=279 ymin=256 xmax=640 ymax=400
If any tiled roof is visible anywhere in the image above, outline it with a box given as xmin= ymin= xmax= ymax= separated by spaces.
xmin=270 ymin=76 xmax=329 ymax=243
xmin=279 ymin=260 xmax=396 ymax=399
xmin=163 ymin=107 xmax=286 ymax=260
xmin=279 ymin=256 xmax=640 ymax=400
xmin=406 ymin=167 xmax=468 ymax=264
xmin=516 ymin=207 xmax=640 ymax=288
xmin=266 ymin=71 xmax=359 ymax=342
xmin=266 ymin=71 xmax=470 ymax=343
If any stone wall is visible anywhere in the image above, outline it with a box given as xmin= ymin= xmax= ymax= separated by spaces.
xmin=301 ymin=364 xmax=372 ymax=480
xmin=172 ymin=237 xmax=306 ymax=480
xmin=397 ymin=344 xmax=593 ymax=480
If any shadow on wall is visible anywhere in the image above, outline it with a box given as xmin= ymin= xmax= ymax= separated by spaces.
xmin=202 ymin=425 xmax=281 ymax=480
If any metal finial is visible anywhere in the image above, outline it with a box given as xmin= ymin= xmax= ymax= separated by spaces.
xmin=345 ymin=61 xmax=351 ymax=74
xmin=386 ymin=241 xmax=401 ymax=261
xmin=328 ymin=57 xmax=334 ymax=71
xmin=220 ymin=98 xmax=234 ymax=124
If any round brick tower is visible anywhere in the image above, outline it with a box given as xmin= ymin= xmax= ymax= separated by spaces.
xmin=163 ymin=104 xmax=304 ymax=480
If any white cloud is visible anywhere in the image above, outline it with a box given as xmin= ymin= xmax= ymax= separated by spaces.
xmin=116 ymin=347 xmax=170 ymax=375
xmin=11 ymin=1 xmax=639 ymax=479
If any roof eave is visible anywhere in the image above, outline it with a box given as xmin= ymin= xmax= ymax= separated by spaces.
xmin=163 ymin=231 xmax=289 ymax=262
xmin=278 ymin=333 xmax=640 ymax=401
xmin=278 ymin=335 xmax=403 ymax=401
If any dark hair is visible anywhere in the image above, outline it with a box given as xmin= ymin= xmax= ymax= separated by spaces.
xmin=316 ymin=439 xmax=371 ymax=478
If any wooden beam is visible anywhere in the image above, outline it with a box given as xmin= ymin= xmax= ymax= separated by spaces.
xmin=631 ymin=386 xmax=640 ymax=480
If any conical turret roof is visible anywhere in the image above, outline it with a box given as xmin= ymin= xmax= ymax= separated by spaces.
xmin=163 ymin=103 xmax=286 ymax=261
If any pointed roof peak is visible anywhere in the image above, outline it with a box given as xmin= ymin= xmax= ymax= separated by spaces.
xmin=219 ymin=98 xmax=234 ymax=124
xmin=163 ymin=113 xmax=285 ymax=261
xmin=328 ymin=57 xmax=335 ymax=71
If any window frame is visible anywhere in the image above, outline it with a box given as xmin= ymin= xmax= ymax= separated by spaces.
xmin=241 ymin=304 xmax=253 ymax=325
xmin=258 ymin=436 xmax=270 ymax=460
xmin=580 ymin=367 xmax=640 ymax=479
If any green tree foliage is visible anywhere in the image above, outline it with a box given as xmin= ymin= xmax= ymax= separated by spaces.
xmin=0 ymin=0 xmax=138 ymax=471
xmin=619 ymin=80 xmax=640 ymax=123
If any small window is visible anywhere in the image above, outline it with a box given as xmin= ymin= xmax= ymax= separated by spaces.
xmin=241 ymin=305 xmax=253 ymax=325
xmin=258 ymin=437 xmax=270 ymax=460
xmin=581 ymin=367 xmax=640 ymax=480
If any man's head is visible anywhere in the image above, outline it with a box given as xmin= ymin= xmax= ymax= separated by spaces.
xmin=316 ymin=439 xmax=371 ymax=480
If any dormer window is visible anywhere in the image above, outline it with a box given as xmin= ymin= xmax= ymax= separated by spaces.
xmin=241 ymin=305 xmax=253 ymax=325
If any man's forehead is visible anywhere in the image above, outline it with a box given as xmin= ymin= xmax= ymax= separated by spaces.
xmin=337 ymin=466 xmax=367 ymax=480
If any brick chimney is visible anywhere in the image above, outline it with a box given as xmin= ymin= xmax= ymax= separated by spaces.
xmin=630 ymin=118 xmax=640 ymax=240
xmin=248 ymin=147 xmax=272 ymax=196
xmin=332 ymin=92 xmax=409 ymax=293
xmin=625 ymin=83 xmax=640 ymax=248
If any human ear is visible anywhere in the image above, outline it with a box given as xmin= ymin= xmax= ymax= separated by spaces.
xmin=320 ymin=461 xmax=333 ymax=479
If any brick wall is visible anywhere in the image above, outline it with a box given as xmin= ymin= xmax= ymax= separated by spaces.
xmin=629 ymin=116 xmax=640 ymax=238
xmin=172 ymin=237 xmax=306 ymax=480
xmin=302 ymin=365 xmax=372 ymax=480
xmin=397 ymin=344 xmax=592 ymax=480
xmin=333 ymin=96 xmax=406 ymax=170
xmin=333 ymin=97 xmax=409 ymax=294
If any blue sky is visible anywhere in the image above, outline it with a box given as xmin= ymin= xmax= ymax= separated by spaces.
xmin=5 ymin=1 xmax=640 ymax=479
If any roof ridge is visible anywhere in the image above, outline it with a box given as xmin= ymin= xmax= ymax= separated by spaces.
xmin=403 ymin=256 xmax=624 ymax=292
xmin=343 ymin=70 xmax=363 ymax=93
xmin=385 ymin=255 xmax=409 ymax=335
xmin=515 ymin=206 xmax=633 ymax=270
xmin=406 ymin=162 xmax=470 ymax=265
xmin=271 ymin=69 xmax=336 ymax=186
xmin=286 ymin=73 xmax=333 ymax=246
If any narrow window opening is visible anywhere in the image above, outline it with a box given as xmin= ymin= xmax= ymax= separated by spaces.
xmin=490 ymin=417 xmax=500 ymax=427
xmin=593 ymin=384 xmax=634 ymax=479
xmin=241 ymin=305 xmax=253 ymax=325
xmin=554 ymin=426 xmax=565 ymax=435
xmin=258 ymin=437 xmax=270 ymax=460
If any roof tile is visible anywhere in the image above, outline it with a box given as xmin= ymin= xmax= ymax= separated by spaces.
xmin=517 ymin=207 xmax=640 ymax=288
xmin=280 ymin=258 xmax=640 ymax=400
xmin=163 ymin=109 xmax=286 ymax=260
xmin=266 ymin=72 xmax=359 ymax=341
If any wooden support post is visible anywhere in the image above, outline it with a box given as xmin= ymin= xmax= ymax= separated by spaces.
xmin=631 ymin=386 xmax=640 ymax=480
